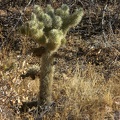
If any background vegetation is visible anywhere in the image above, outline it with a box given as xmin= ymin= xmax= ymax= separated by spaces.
xmin=0 ymin=0 xmax=120 ymax=120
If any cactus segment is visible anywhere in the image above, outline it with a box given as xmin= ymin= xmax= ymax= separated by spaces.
xmin=70 ymin=8 xmax=84 ymax=27
xmin=61 ymin=38 xmax=66 ymax=45
xmin=45 ymin=4 xmax=54 ymax=17
xmin=42 ymin=14 xmax=52 ymax=28
xmin=47 ymin=29 xmax=63 ymax=51
xmin=61 ymin=4 xmax=70 ymax=14
xmin=29 ymin=20 xmax=44 ymax=38
xmin=55 ymin=4 xmax=69 ymax=19
xmin=31 ymin=13 xmax=37 ymax=21
xmin=33 ymin=5 xmax=43 ymax=16
xmin=61 ymin=8 xmax=84 ymax=34
xmin=55 ymin=8 xmax=69 ymax=19
xmin=37 ymin=22 xmax=44 ymax=29
xmin=52 ymin=16 xmax=63 ymax=29
xmin=33 ymin=30 xmax=44 ymax=40
xmin=35 ymin=35 xmax=48 ymax=45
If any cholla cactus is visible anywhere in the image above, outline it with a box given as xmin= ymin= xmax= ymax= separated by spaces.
xmin=20 ymin=4 xmax=84 ymax=106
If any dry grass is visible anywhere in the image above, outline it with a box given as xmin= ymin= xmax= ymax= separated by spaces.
xmin=0 ymin=51 xmax=119 ymax=120
xmin=51 ymin=63 xmax=119 ymax=120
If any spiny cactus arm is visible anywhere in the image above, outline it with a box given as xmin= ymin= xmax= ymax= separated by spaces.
xmin=38 ymin=13 xmax=52 ymax=28
xmin=33 ymin=5 xmax=43 ymax=19
xmin=61 ymin=4 xmax=70 ymax=13
xmin=61 ymin=8 xmax=84 ymax=34
xmin=45 ymin=4 xmax=54 ymax=18
xmin=46 ymin=29 xmax=64 ymax=51
xmin=55 ymin=4 xmax=70 ymax=19
xmin=19 ymin=15 xmax=49 ymax=45
xmin=45 ymin=5 xmax=63 ymax=29
xmin=52 ymin=15 xmax=63 ymax=29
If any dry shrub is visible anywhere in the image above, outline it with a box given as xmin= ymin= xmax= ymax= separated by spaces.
xmin=46 ymin=63 xmax=119 ymax=120
xmin=1 ymin=50 xmax=119 ymax=120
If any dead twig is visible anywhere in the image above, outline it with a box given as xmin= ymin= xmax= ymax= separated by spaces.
xmin=101 ymin=4 xmax=108 ymax=47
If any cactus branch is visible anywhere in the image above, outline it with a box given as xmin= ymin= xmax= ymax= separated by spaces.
xmin=61 ymin=8 xmax=84 ymax=34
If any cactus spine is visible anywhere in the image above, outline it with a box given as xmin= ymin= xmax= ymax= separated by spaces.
xmin=20 ymin=4 xmax=84 ymax=105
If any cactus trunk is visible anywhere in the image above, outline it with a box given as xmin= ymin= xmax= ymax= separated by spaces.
xmin=38 ymin=51 xmax=54 ymax=105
